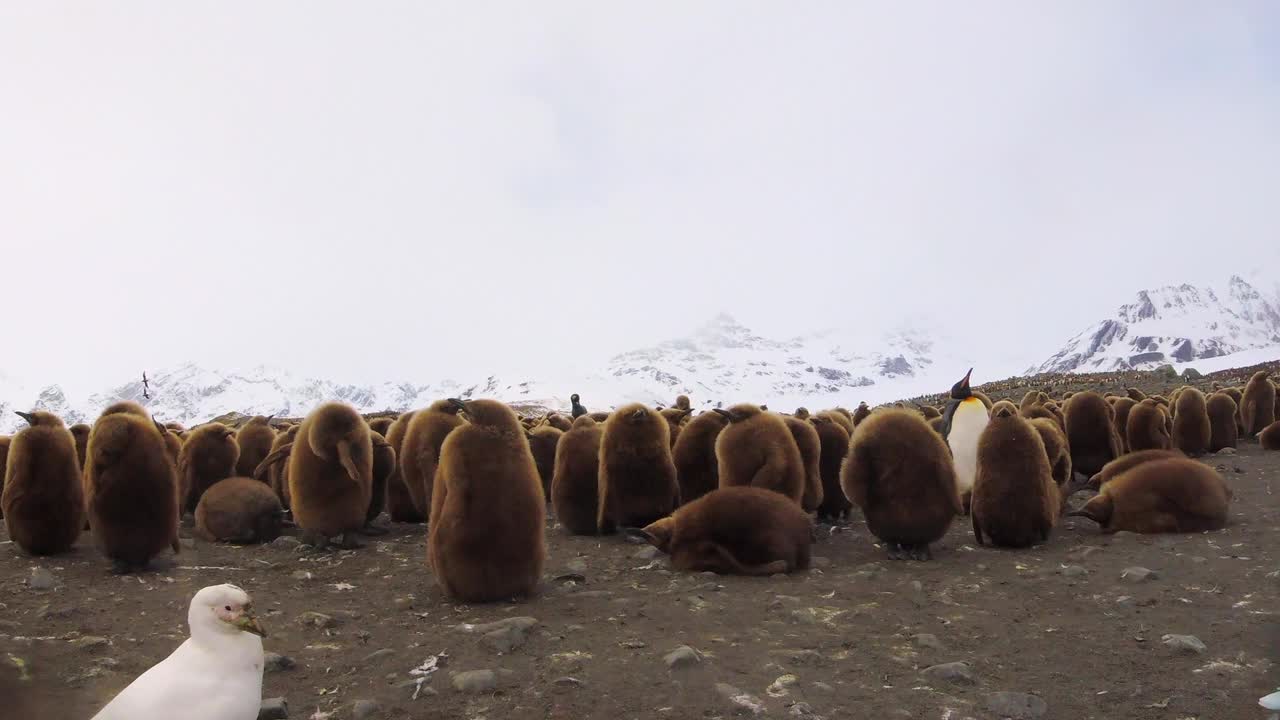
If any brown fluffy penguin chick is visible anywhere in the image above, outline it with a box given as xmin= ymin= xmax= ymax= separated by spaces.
xmin=812 ymin=415 xmax=852 ymax=521
xmin=259 ymin=425 xmax=299 ymax=509
xmin=1019 ymin=391 xmax=1049 ymax=414
xmin=2 ymin=412 xmax=84 ymax=555
xmin=1241 ymin=371 xmax=1276 ymax=436
xmin=1068 ymin=458 xmax=1229 ymax=534
xmin=1028 ymin=417 xmax=1072 ymax=502
xmin=178 ymin=424 xmax=240 ymax=515
xmin=368 ymin=417 xmax=394 ymax=436
xmin=0 ymin=437 xmax=9 ymax=516
xmin=660 ymin=407 xmax=694 ymax=449
xmin=543 ymin=413 xmax=573 ymax=433
xmin=383 ymin=411 xmax=422 ymax=523
xmin=428 ymin=399 xmax=545 ymax=602
xmin=367 ymin=433 xmax=395 ymax=526
xmin=100 ymin=400 xmax=149 ymax=418
xmin=69 ymin=423 xmax=90 ymax=470
xmin=1172 ymin=387 xmax=1212 ymax=456
xmin=1261 ymin=421 xmax=1280 ymax=450
xmin=1087 ymin=449 xmax=1185 ymax=489
xmin=639 ymin=487 xmax=812 ymax=575
xmin=971 ymin=403 xmax=1058 ymax=548
xmin=288 ymin=402 xmax=374 ymax=545
xmin=815 ymin=410 xmax=853 ymax=435
xmin=84 ymin=409 xmax=179 ymax=571
xmin=234 ymin=415 xmax=276 ymax=479
xmin=400 ymin=400 xmax=466 ymax=518
xmin=1206 ymin=392 xmax=1239 ymax=452
xmin=551 ymin=415 xmax=604 ymax=535
xmin=194 ymin=477 xmax=284 ymax=544
xmin=851 ymin=403 xmax=872 ymax=428
xmin=597 ymin=403 xmax=680 ymax=533
xmin=159 ymin=425 xmax=183 ymax=469
xmin=527 ymin=425 xmax=563 ymax=500
xmin=671 ymin=410 xmax=729 ymax=506
xmin=675 ymin=395 xmax=692 ymax=412
xmin=1107 ymin=397 xmax=1137 ymax=453
xmin=1127 ymin=399 xmax=1172 ymax=452
xmin=714 ymin=404 xmax=805 ymax=504
xmin=918 ymin=405 xmax=941 ymax=420
xmin=840 ymin=409 xmax=961 ymax=561
xmin=1064 ymin=391 xmax=1122 ymax=478
xmin=1126 ymin=388 xmax=1148 ymax=402
xmin=782 ymin=416 xmax=823 ymax=513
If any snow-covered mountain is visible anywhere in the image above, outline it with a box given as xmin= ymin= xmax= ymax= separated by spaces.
xmin=0 ymin=315 xmax=980 ymax=433
xmin=1032 ymin=275 xmax=1280 ymax=374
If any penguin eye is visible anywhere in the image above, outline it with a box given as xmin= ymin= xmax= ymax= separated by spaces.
xmin=224 ymin=605 xmax=232 ymax=611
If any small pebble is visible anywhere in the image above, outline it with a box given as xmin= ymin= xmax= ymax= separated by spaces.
xmin=258 ymin=697 xmax=289 ymax=720
xmin=921 ymin=661 xmax=976 ymax=685
xmin=1121 ymin=567 xmax=1158 ymax=583
xmin=351 ymin=699 xmax=380 ymax=719
xmin=664 ymin=645 xmax=702 ymax=669
xmin=985 ymin=691 xmax=1048 ymax=719
xmin=1162 ymin=634 xmax=1207 ymax=654
xmin=1061 ymin=565 xmax=1088 ymax=578
xmin=28 ymin=568 xmax=56 ymax=591
xmin=263 ymin=652 xmax=296 ymax=672
xmin=451 ymin=669 xmax=498 ymax=694
xmin=295 ymin=611 xmax=337 ymax=629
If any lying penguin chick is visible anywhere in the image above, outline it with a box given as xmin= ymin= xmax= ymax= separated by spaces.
xmin=1086 ymin=449 xmax=1186 ymax=490
xmin=1068 ymin=457 xmax=1230 ymax=534
xmin=194 ymin=477 xmax=285 ymax=544
xmin=638 ymin=487 xmax=812 ymax=576
xmin=89 ymin=584 xmax=265 ymax=720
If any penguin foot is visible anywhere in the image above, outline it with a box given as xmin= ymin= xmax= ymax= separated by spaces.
xmin=110 ymin=559 xmax=135 ymax=575
xmin=357 ymin=524 xmax=389 ymax=537
xmin=886 ymin=543 xmax=909 ymax=561
xmin=905 ymin=544 xmax=933 ymax=562
xmin=331 ymin=533 xmax=364 ymax=550
xmin=300 ymin=530 xmax=330 ymax=549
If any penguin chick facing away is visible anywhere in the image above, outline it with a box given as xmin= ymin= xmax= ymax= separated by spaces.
xmin=258 ymin=425 xmax=299 ymax=509
xmin=1126 ymin=399 xmax=1172 ymax=452
xmin=1065 ymin=391 xmax=1122 ymax=477
xmin=1087 ymin=449 xmax=1186 ymax=489
xmin=782 ymin=415 xmax=823 ymax=513
xmin=1241 ymin=371 xmax=1276 ymax=436
xmin=383 ymin=411 xmax=423 ymax=523
xmin=552 ymin=415 xmax=604 ymax=535
xmin=367 ymin=432 xmax=395 ymax=528
xmin=713 ymin=404 xmax=805 ymax=505
xmin=660 ymin=407 xmax=694 ymax=449
xmin=2 ymin=411 xmax=85 ymax=555
xmin=1206 ymin=392 xmax=1239 ymax=452
xmin=194 ymin=477 xmax=285 ymax=544
xmin=84 ymin=408 xmax=180 ymax=571
xmin=1172 ymin=387 xmax=1211 ymax=456
xmin=288 ymin=402 xmax=373 ymax=547
xmin=812 ymin=415 xmax=852 ymax=521
xmin=940 ymin=369 xmax=988 ymax=513
xmin=675 ymin=394 xmax=691 ymax=412
xmin=570 ymin=393 xmax=588 ymax=419
xmin=0 ymin=436 xmax=9 ymax=517
xmin=1108 ymin=397 xmax=1137 ymax=453
xmin=527 ymin=424 xmax=563 ymax=500
xmin=638 ymin=487 xmax=812 ymax=576
xmin=971 ymin=402 xmax=1058 ymax=548
xmin=234 ymin=415 xmax=276 ymax=479
xmin=368 ymin=416 xmax=394 ymax=436
xmin=179 ymin=423 xmax=240 ymax=515
xmin=1028 ymin=417 xmax=1072 ymax=509
xmin=1260 ymin=420 xmax=1280 ymax=450
xmin=598 ymin=403 xmax=680 ymax=533
xmin=1068 ymin=458 xmax=1229 ymax=534
xmin=69 ymin=423 xmax=91 ymax=470
xmin=841 ymin=409 xmax=961 ymax=561
xmin=400 ymin=400 xmax=466 ymax=518
xmin=428 ymin=399 xmax=545 ymax=602
xmin=850 ymin=403 xmax=871 ymax=429
xmin=672 ymin=410 xmax=729 ymax=506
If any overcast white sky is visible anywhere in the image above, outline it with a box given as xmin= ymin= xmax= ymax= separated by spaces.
xmin=3 ymin=2 xmax=1278 ymax=392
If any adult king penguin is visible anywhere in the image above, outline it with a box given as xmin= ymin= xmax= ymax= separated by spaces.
xmin=939 ymin=368 xmax=988 ymax=514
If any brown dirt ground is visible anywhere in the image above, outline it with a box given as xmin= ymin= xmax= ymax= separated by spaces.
xmin=3 ymin=445 xmax=1279 ymax=720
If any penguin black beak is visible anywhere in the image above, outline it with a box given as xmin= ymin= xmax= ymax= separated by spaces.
xmin=447 ymin=398 xmax=468 ymax=413
xmin=712 ymin=408 xmax=733 ymax=421
xmin=14 ymin=411 xmax=36 ymax=426
xmin=961 ymin=368 xmax=973 ymax=389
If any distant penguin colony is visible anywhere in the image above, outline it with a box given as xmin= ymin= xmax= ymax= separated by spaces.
xmin=84 ymin=405 xmax=180 ymax=572
xmin=2 ymin=411 xmax=85 ymax=555
xmin=971 ymin=402 xmax=1058 ymax=548
xmin=234 ymin=415 xmax=276 ymax=479
xmin=428 ymin=399 xmax=545 ymax=602
xmin=940 ymin=369 xmax=988 ymax=512
xmin=714 ymin=404 xmax=805 ymax=504
xmin=842 ymin=408 xmax=960 ymax=561
xmin=597 ymin=403 xmax=680 ymax=533
xmin=671 ymin=410 xmax=729 ymax=505
xmin=551 ymin=415 xmax=604 ymax=535
xmin=178 ymin=423 xmax=240 ymax=514
xmin=6 ymin=360 xmax=1279 ymax=598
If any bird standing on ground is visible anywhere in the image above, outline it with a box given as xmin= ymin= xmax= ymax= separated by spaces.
xmin=90 ymin=584 xmax=266 ymax=720
xmin=570 ymin=393 xmax=588 ymax=419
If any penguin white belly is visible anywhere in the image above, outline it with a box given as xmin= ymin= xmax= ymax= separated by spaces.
xmin=948 ymin=399 xmax=989 ymax=494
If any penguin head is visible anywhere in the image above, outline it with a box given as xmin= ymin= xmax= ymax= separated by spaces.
xmin=712 ymin=403 xmax=764 ymax=424
xmin=571 ymin=393 xmax=580 ymax=403
xmin=432 ymin=398 xmax=465 ymax=416
xmin=949 ymin=369 xmax=974 ymax=400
